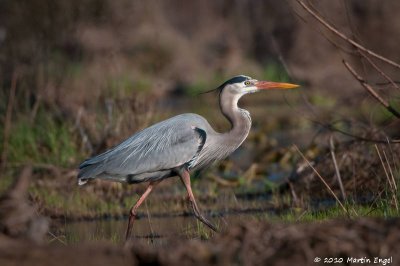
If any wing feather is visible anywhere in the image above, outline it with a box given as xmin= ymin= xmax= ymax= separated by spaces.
xmin=78 ymin=114 xmax=206 ymax=179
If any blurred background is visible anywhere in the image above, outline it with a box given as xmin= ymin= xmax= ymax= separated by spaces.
xmin=0 ymin=0 xmax=399 ymax=243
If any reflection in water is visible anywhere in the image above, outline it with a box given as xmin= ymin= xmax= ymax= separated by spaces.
xmin=58 ymin=191 xmax=275 ymax=245
xmin=61 ymin=212 xmax=264 ymax=245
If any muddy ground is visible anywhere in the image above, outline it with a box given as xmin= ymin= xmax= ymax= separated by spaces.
xmin=1 ymin=160 xmax=400 ymax=266
xmin=0 ymin=217 xmax=398 ymax=266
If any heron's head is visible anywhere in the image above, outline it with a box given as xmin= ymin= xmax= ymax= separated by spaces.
xmin=218 ymin=75 xmax=299 ymax=97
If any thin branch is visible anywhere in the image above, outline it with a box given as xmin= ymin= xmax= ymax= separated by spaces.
xmin=382 ymin=149 xmax=397 ymax=191
xmin=376 ymin=81 xmax=400 ymax=86
xmin=343 ymin=60 xmax=400 ymax=119
xmin=47 ymin=231 xmax=67 ymax=246
xmin=359 ymin=51 xmax=400 ymax=92
xmin=296 ymin=0 xmax=400 ymax=69
xmin=329 ymin=137 xmax=346 ymax=200
xmin=375 ymin=145 xmax=398 ymax=211
xmin=313 ymin=120 xmax=400 ymax=144
xmin=375 ymin=145 xmax=391 ymax=187
xmin=289 ymin=2 xmax=357 ymax=56
xmin=339 ymin=1 xmax=397 ymax=92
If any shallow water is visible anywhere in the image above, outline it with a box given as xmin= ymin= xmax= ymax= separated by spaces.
xmin=57 ymin=193 xmax=378 ymax=245
xmin=59 ymin=209 xmax=268 ymax=245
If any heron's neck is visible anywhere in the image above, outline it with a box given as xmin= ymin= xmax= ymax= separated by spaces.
xmin=219 ymin=93 xmax=252 ymax=147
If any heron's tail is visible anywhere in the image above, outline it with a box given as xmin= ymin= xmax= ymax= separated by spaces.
xmin=77 ymin=162 xmax=103 ymax=186
xmin=77 ymin=169 xmax=92 ymax=186
xmin=77 ymin=178 xmax=88 ymax=186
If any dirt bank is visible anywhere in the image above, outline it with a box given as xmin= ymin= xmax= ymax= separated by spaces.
xmin=1 ymin=217 xmax=398 ymax=266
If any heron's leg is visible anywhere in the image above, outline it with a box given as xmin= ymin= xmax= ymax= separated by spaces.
xmin=179 ymin=170 xmax=218 ymax=232
xmin=125 ymin=180 xmax=160 ymax=240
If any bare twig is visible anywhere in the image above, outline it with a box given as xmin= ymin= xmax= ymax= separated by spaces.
xmin=289 ymin=2 xmax=357 ymax=56
xmin=375 ymin=146 xmax=393 ymax=195
xmin=307 ymin=0 xmax=361 ymax=55
xmin=343 ymin=60 xmax=400 ymax=119
xmin=296 ymin=0 xmax=400 ymax=69
xmin=286 ymin=179 xmax=300 ymax=207
xmin=382 ymin=149 xmax=397 ymax=191
xmin=376 ymin=81 xmax=400 ymax=86
xmin=329 ymin=137 xmax=346 ymax=200
xmin=375 ymin=145 xmax=398 ymax=211
xmin=340 ymin=2 xmax=400 ymax=93
xmin=367 ymin=187 xmax=386 ymax=214
xmin=295 ymin=210 xmax=308 ymax=222
xmin=293 ymin=145 xmax=348 ymax=215
xmin=359 ymin=51 xmax=400 ymax=92
xmin=47 ymin=231 xmax=67 ymax=246
xmin=313 ymin=120 xmax=400 ymax=144
xmin=1 ymin=72 xmax=18 ymax=170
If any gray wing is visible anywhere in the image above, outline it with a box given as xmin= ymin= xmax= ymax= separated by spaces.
xmin=78 ymin=114 xmax=206 ymax=179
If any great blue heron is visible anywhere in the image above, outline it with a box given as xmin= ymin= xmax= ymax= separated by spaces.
xmin=78 ymin=75 xmax=299 ymax=239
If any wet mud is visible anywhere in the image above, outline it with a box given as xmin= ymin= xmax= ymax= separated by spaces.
xmin=1 ymin=217 xmax=398 ymax=266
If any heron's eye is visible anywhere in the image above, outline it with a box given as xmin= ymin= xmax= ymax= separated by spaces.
xmin=244 ymin=81 xmax=251 ymax=86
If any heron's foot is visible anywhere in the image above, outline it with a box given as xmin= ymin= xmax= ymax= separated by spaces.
xmin=189 ymin=201 xmax=218 ymax=232
xmin=194 ymin=212 xmax=218 ymax=232
xmin=178 ymin=169 xmax=218 ymax=233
